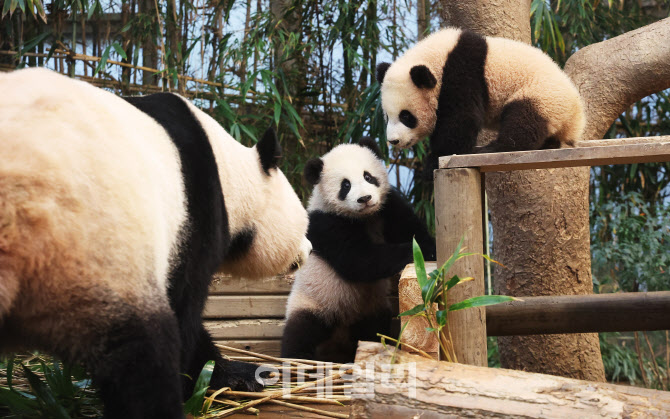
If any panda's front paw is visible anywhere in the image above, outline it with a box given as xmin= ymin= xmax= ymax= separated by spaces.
xmin=211 ymin=360 xmax=266 ymax=392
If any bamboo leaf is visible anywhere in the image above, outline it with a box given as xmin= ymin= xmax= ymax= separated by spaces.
xmin=22 ymin=365 xmax=71 ymax=419
xmin=398 ymin=303 xmax=424 ymax=317
xmin=436 ymin=309 xmax=447 ymax=327
xmin=448 ymin=295 xmax=518 ymax=312
xmin=412 ymin=237 xmax=427 ymax=290
xmin=183 ymin=360 xmax=215 ymax=415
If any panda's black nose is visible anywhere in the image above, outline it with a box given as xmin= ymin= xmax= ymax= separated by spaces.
xmin=358 ymin=195 xmax=372 ymax=204
xmin=389 ymin=140 xmax=399 ymax=145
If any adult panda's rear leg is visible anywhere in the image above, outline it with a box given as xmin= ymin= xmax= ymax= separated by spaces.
xmin=281 ymin=310 xmax=334 ymax=360
xmin=186 ymin=323 xmax=266 ymax=392
xmin=87 ymin=308 xmax=183 ymax=419
xmin=475 ymin=99 xmax=549 ymax=154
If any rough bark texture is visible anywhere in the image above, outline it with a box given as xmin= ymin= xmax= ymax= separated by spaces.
xmin=351 ymin=342 xmax=670 ymax=418
xmin=441 ymin=0 xmax=606 ymax=381
xmin=565 ymin=17 xmax=670 ymax=141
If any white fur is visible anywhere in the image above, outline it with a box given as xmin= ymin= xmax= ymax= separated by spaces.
xmin=182 ymin=102 xmax=311 ymax=278
xmin=286 ymin=255 xmax=389 ymax=324
xmin=307 ymin=144 xmax=390 ymax=218
xmin=380 ymin=28 xmax=585 ymax=149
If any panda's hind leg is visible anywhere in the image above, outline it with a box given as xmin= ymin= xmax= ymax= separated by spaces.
xmin=281 ymin=310 xmax=334 ymax=360
xmin=350 ymin=307 xmax=393 ymax=346
xmin=86 ymin=308 xmax=183 ymax=419
xmin=475 ymin=99 xmax=549 ymax=154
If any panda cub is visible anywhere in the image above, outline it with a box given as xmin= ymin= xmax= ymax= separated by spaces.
xmin=377 ymin=28 xmax=585 ymax=169
xmin=282 ymin=138 xmax=436 ymax=362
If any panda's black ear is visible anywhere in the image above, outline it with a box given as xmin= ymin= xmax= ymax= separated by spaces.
xmin=304 ymin=158 xmax=324 ymax=186
xmin=257 ymin=126 xmax=282 ymax=175
xmin=376 ymin=62 xmax=391 ymax=84
xmin=410 ymin=65 xmax=437 ymax=89
xmin=359 ymin=136 xmax=383 ymax=160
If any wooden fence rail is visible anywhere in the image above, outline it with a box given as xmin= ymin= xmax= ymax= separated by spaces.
xmin=432 ymin=135 xmax=670 ymax=366
xmin=486 ymin=291 xmax=670 ymax=336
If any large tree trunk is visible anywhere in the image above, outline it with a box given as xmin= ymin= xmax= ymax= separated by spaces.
xmin=440 ymin=0 xmax=606 ymax=381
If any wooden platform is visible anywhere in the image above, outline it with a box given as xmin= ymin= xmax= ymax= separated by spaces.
xmin=205 ymin=273 xmax=293 ymax=356
xmin=439 ymin=136 xmax=670 ymax=172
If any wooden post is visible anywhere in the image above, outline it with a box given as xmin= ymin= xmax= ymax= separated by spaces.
xmin=434 ymin=168 xmax=486 ymax=366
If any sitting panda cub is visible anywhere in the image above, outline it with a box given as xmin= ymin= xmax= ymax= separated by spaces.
xmin=282 ymin=138 xmax=436 ymax=362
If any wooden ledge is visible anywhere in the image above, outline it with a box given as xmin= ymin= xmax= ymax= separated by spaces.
xmin=438 ymin=136 xmax=670 ymax=172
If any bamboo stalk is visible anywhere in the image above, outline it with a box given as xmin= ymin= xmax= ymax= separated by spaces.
xmin=265 ymin=399 xmax=349 ymax=419
xmin=635 ymin=332 xmax=650 ymax=387
xmin=212 ymin=368 xmax=353 ymax=417
xmin=643 ymin=331 xmax=666 ymax=390
xmin=216 ymin=390 xmax=347 ymax=405
xmin=215 ymin=343 xmax=312 ymax=367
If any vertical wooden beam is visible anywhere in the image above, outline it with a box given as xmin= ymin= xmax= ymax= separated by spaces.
xmin=434 ymin=168 xmax=486 ymax=366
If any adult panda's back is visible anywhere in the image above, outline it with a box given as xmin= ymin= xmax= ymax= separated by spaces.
xmin=0 ymin=69 xmax=186 ymax=304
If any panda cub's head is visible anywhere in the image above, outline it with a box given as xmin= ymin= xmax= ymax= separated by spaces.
xmin=304 ymin=138 xmax=390 ymax=217
xmin=376 ymin=59 xmax=439 ymax=149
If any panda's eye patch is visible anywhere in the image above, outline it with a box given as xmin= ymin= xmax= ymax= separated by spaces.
xmin=338 ymin=179 xmax=351 ymax=200
xmin=399 ymin=110 xmax=417 ymax=129
xmin=364 ymin=171 xmax=379 ymax=187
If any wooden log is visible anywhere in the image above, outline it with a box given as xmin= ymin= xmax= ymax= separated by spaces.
xmin=439 ymin=136 xmax=670 ymax=172
xmin=209 ymin=273 xmax=294 ymax=295
xmin=351 ymin=341 xmax=670 ymax=418
xmin=486 ymin=291 xmax=670 ymax=336
xmin=205 ymin=319 xmax=285 ymax=339
xmin=398 ymin=263 xmax=439 ymax=359
xmin=434 ymin=168 xmax=486 ymax=365
xmin=204 ymin=295 xmax=288 ymax=319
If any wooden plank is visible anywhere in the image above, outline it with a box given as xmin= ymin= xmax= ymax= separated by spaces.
xmin=434 ymin=168 xmax=486 ymax=366
xmin=215 ymin=340 xmax=282 ymax=357
xmin=398 ymin=263 xmax=439 ymax=359
xmin=204 ymin=295 xmax=288 ymax=319
xmin=439 ymin=136 xmax=670 ymax=172
xmin=209 ymin=273 xmax=294 ymax=295
xmin=205 ymin=319 xmax=285 ymax=339
xmin=351 ymin=341 xmax=670 ymax=418
xmin=486 ymin=291 xmax=670 ymax=336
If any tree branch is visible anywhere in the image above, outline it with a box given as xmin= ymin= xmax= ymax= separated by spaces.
xmin=565 ymin=17 xmax=670 ymax=141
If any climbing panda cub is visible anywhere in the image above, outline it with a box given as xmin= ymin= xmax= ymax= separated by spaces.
xmin=0 ymin=68 xmax=311 ymax=419
xmin=281 ymin=138 xmax=436 ymax=362
xmin=377 ymin=27 xmax=585 ymax=172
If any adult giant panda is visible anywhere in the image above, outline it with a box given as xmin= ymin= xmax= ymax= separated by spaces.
xmin=281 ymin=138 xmax=435 ymax=362
xmin=376 ymin=28 xmax=585 ymax=170
xmin=0 ymin=68 xmax=311 ymax=418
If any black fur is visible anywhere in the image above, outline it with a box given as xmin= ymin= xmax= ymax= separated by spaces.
xmin=376 ymin=62 xmax=391 ymax=84
xmin=87 ymin=310 xmax=182 ymax=419
xmin=338 ymin=179 xmax=351 ymax=200
xmin=399 ymin=110 xmax=418 ymax=129
xmin=359 ymin=136 xmax=384 ymax=160
xmin=410 ymin=64 xmax=437 ymax=89
xmin=125 ymin=94 xmax=263 ymax=402
xmin=307 ymin=188 xmax=436 ymax=284
xmin=257 ymin=127 xmax=282 ymax=175
xmin=281 ymin=310 xmax=335 ymax=360
xmin=475 ymin=99 xmax=550 ymax=153
xmin=304 ymin=158 xmax=324 ymax=185
xmin=364 ymin=171 xmax=380 ymax=187
xmin=430 ymin=30 xmax=489 ymax=159
xmin=226 ymin=228 xmax=256 ymax=261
